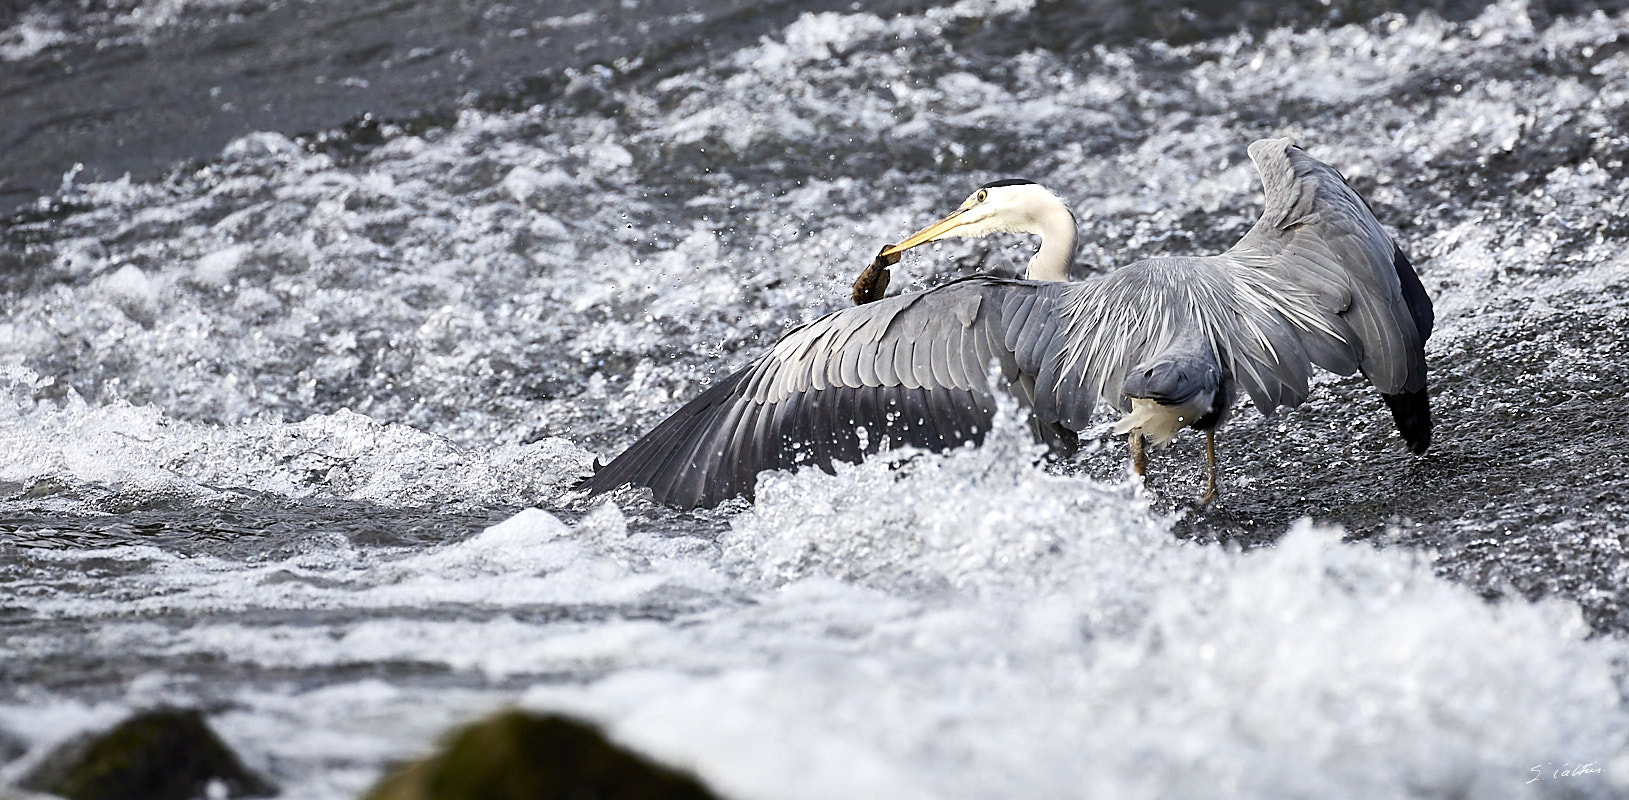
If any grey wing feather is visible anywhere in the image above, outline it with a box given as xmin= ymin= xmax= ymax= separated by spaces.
xmin=1226 ymin=137 xmax=1432 ymax=394
xmin=1039 ymin=140 xmax=1430 ymax=435
xmin=1041 ymin=141 xmax=1425 ymax=445
xmin=1031 ymin=140 xmax=1432 ymax=435
xmin=577 ymin=277 xmax=1075 ymax=509
xmin=1040 ymin=260 xmax=1309 ymax=421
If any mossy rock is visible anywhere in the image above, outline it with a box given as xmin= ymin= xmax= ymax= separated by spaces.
xmin=364 ymin=711 xmax=719 ymax=800
xmin=18 ymin=708 xmax=276 ymax=800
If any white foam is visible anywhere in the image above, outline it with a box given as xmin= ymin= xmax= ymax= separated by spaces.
xmin=8 ymin=415 xmax=1624 ymax=796
xmin=0 ymin=12 xmax=70 ymax=61
xmin=0 ymin=367 xmax=595 ymax=510
xmin=191 ymin=245 xmax=250 ymax=288
xmin=3 ymin=2 xmax=1628 ymax=798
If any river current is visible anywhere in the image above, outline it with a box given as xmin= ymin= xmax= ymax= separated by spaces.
xmin=2 ymin=1 xmax=1628 ymax=797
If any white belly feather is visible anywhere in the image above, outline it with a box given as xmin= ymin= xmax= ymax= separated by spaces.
xmin=1111 ymin=396 xmax=1213 ymax=447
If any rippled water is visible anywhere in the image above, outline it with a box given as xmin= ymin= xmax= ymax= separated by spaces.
xmin=3 ymin=0 xmax=1628 ymax=797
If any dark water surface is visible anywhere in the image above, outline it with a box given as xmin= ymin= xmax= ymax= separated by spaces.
xmin=9 ymin=0 xmax=1620 ymax=211
xmin=3 ymin=0 xmax=1629 ymax=797
xmin=1 ymin=0 xmax=926 ymax=210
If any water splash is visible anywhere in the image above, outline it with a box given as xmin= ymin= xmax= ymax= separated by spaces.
xmin=2 ymin=1 xmax=1628 ymax=797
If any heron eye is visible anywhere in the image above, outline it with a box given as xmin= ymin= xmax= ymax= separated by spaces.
xmin=976 ymin=189 xmax=988 ymax=203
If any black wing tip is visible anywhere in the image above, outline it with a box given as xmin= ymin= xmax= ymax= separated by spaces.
xmin=567 ymin=473 xmax=593 ymax=496
xmin=571 ymin=467 xmax=730 ymax=511
xmin=570 ymin=461 xmax=620 ymax=500
xmin=574 ymin=445 xmax=755 ymax=510
xmin=1382 ymin=387 xmax=1432 ymax=455
xmin=568 ymin=367 xmax=763 ymax=511
xmin=1393 ymin=245 xmax=1435 ymax=342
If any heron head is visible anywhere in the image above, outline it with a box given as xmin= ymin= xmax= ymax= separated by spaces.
xmin=879 ymin=179 xmax=1076 ymax=281
xmin=879 ymin=179 xmax=1056 ymax=254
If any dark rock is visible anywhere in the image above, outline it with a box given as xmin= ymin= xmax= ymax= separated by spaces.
xmin=18 ymin=708 xmax=277 ymax=800
xmin=363 ymin=711 xmax=719 ymax=800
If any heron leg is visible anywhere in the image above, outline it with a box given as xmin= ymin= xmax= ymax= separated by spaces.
xmin=1129 ymin=432 xmax=1147 ymax=477
xmin=1200 ymin=429 xmax=1219 ymax=505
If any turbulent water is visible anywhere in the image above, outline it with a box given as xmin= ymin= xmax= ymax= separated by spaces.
xmin=3 ymin=0 xmax=1629 ymax=797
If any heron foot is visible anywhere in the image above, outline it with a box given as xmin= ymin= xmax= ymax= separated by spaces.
xmin=1129 ymin=433 xmax=1147 ymax=477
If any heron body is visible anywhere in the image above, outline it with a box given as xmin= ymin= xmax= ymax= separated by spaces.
xmin=578 ymin=139 xmax=1433 ymax=508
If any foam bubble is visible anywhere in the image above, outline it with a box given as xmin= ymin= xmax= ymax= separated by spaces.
xmin=3 ymin=2 xmax=1629 ymax=797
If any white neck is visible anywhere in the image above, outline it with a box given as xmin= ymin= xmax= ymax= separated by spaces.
xmin=1025 ymin=201 xmax=1076 ymax=282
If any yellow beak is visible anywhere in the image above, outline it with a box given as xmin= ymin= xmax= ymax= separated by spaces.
xmin=879 ymin=204 xmax=974 ymax=258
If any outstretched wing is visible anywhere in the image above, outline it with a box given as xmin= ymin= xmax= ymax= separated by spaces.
xmin=1223 ymin=137 xmax=1434 ymax=451
xmin=578 ymin=277 xmax=1077 ymax=509
xmin=1034 ymin=256 xmax=1319 ymax=430
xmin=1226 ymin=138 xmax=1433 ymax=389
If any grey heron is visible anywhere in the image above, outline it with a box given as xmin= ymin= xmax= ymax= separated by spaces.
xmin=578 ymin=138 xmax=1433 ymax=508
